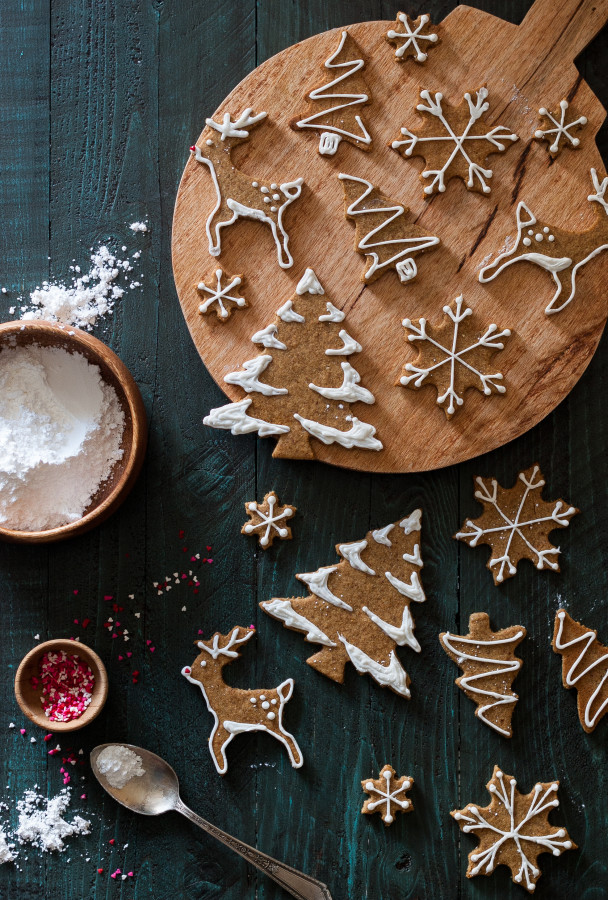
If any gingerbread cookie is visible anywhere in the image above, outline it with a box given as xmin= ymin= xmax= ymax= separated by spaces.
xmin=338 ymin=173 xmax=440 ymax=284
xmin=553 ymin=609 xmax=608 ymax=733
xmin=391 ymin=87 xmax=518 ymax=196
xmin=479 ymin=169 xmax=608 ymax=314
xmin=204 ymin=268 xmax=382 ymax=460
xmin=362 ymin=765 xmax=413 ymax=826
xmin=440 ymin=612 xmax=526 ymax=737
xmin=292 ymin=30 xmax=371 ymax=157
xmin=242 ymin=491 xmax=295 ymax=548
xmin=455 ymin=465 xmax=579 ymax=584
xmin=386 ymin=13 xmax=439 ymax=64
xmin=181 ymin=626 xmax=303 ymax=775
xmin=261 ymin=509 xmax=425 ymax=698
xmin=534 ymin=99 xmax=587 ymax=157
xmin=190 ymin=109 xmax=303 ymax=269
xmin=400 ymin=294 xmax=511 ymax=418
xmin=197 ymin=269 xmax=247 ymax=321
xmin=452 ymin=766 xmax=576 ymax=893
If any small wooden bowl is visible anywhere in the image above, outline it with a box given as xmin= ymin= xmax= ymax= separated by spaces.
xmin=0 ymin=320 xmax=147 ymax=543
xmin=14 ymin=639 xmax=109 ymax=732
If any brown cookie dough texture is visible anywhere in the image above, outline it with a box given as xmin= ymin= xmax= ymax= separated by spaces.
xmin=361 ymin=764 xmax=414 ymax=826
xmin=553 ymin=608 xmax=608 ymax=733
xmin=452 ymin=766 xmax=576 ymax=893
xmin=455 ymin=464 xmax=579 ymax=584
xmin=440 ymin=612 xmax=526 ymax=738
xmin=241 ymin=491 xmax=296 ymax=549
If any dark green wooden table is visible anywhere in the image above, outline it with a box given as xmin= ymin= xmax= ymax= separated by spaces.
xmin=0 ymin=2 xmax=606 ymax=898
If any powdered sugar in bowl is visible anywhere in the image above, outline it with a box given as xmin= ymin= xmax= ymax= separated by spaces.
xmin=0 ymin=321 xmax=147 ymax=542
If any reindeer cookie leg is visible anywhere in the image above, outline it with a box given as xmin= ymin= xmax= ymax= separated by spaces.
xmin=549 ymin=241 xmax=608 ymax=314
xmin=273 ymin=679 xmax=304 ymax=768
xmin=209 ymin=720 xmax=234 ymax=775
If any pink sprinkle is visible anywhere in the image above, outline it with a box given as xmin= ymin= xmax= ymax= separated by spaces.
xmin=44 ymin=734 xmax=53 ymax=741
xmin=74 ymin=619 xmax=79 ymax=625
xmin=127 ymin=871 xmax=134 ymax=877
xmin=34 ymin=649 xmax=95 ymax=723
xmin=146 ymin=640 xmax=152 ymax=646
xmin=104 ymin=595 xmax=113 ymax=601
xmin=118 ymin=655 xmax=123 ymax=661
xmin=149 ymin=647 xmax=155 ymax=653
xmin=73 ymin=589 xmax=78 ymax=595
xmin=20 ymin=728 xmax=26 ymax=735
xmin=126 ymin=652 xmax=132 ymax=658
xmin=197 ymin=629 xmax=203 ymax=635
xmin=80 ymin=794 xmax=87 ymax=799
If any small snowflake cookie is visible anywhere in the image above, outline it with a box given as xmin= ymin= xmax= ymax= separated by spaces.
xmin=534 ymin=100 xmax=587 ymax=157
xmin=440 ymin=612 xmax=526 ymax=737
xmin=400 ymin=294 xmax=511 ymax=418
xmin=455 ymin=464 xmax=579 ymax=584
xmin=362 ymin=764 xmax=414 ymax=825
xmin=386 ymin=12 xmax=439 ymax=64
xmin=391 ymin=87 xmax=518 ymax=197
xmin=553 ymin=609 xmax=608 ymax=733
xmin=181 ymin=626 xmax=303 ymax=775
xmin=452 ymin=766 xmax=576 ymax=893
xmin=197 ymin=269 xmax=247 ymax=321
xmin=242 ymin=491 xmax=295 ymax=549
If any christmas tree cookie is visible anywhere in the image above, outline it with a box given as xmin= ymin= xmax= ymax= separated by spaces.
xmin=553 ymin=609 xmax=608 ymax=733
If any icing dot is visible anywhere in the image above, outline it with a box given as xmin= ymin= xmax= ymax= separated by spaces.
xmin=266 ymin=711 xmax=276 ymax=720
xmin=252 ymin=181 xmax=258 ymax=187
xmin=385 ymin=814 xmax=393 ymax=823
xmin=272 ymin=193 xmax=280 ymax=201
xmin=260 ymin=695 xmax=266 ymax=701
xmin=261 ymin=701 xmax=270 ymax=709
xmin=271 ymin=698 xmax=277 ymax=705
xmin=270 ymin=183 xmax=277 ymax=190
xmin=365 ymin=782 xmax=374 ymax=790
xmin=403 ymin=801 xmax=409 ymax=809
xmin=270 ymin=206 xmax=276 ymax=212
xmin=523 ymin=237 xmax=532 ymax=246
xmin=200 ymin=660 xmax=206 ymax=667
xmin=260 ymin=186 xmax=269 ymax=194
xmin=539 ymin=107 xmax=547 ymax=115
xmin=543 ymin=226 xmax=550 ymax=233
xmin=535 ymin=233 xmax=543 ymax=241
xmin=249 ymin=697 xmax=257 ymax=704
xmin=263 ymin=196 xmax=271 ymax=203
xmin=205 ymin=139 xmax=213 ymax=146
xmin=548 ymin=234 xmax=555 ymax=241
xmin=527 ymin=229 xmax=534 ymax=236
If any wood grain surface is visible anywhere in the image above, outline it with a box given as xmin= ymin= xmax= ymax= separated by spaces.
xmin=173 ymin=0 xmax=608 ymax=472
xmin=0 ymin=2 xmax=607 ymax=899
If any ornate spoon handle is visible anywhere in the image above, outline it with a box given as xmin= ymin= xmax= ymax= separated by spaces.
xmin=175 ymin=798 xmax=333 ymax=900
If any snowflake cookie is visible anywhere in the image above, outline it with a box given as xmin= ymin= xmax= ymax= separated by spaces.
xmin=190 ymin=109 xmax=303 ymax=269
xmin=241 ymin=491 xmax=295 ymax=549
xmin=400 ymin=294 xmax=511 ymax=418
xmin=391 ymin=87 xmax=518 ymax=197
xmin=534 ymin=100 xmax=587 ymax=158
xmin=455 ymin=465 xmax=579 ymax=585
xmin=338 ymin=173 xmax=440 ymax=284
xmin=452 ymin=766 xmax=576 ymax=893
xmin=197 ymin=269 xmax=246 ymax=321
xmin=386 ymin=12 xmax=439 ymax=64
xmin=440 ymin=612 xmax=526 ymax=737
xmin=553 ymin=609 xmax=608 ymax=733
xmin=362 ymin=764 xmax=414 ymax=825
xmin=181 ymin=626 xmax=303 ymax=775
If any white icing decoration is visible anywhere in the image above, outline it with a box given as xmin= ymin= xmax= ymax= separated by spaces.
xmin=400 ymin=509 xmax=422 ymax=534
xmin=554 ymin=610 xmax=608 ymax=731
xmin=441 ymin=629 xmax=525 ymax=736
xmin=338 ymin=173 xmax=440 ymax=280
xmin=402 ymin=544 xmax=422 ymax=566
xmin=243 ymin=495 xmax=293 ymax=547
xmin=363 ymin=604 xmax=420 ymax=652
xmin=401 ymin=295 xmax=511 ymax=416
xmin=455 ymin=466 xmax=577 ymax=583
xmin=296 ymin=267 xmax=325 ymax=295
xmin=296 ymin=566 xmax=352 ymax=611
xmin=295 ymin=30 xmax=372 ymax=155
xmin=319 ymin=302 xmax=345 ymax=322
xmin=198 ymin=270 xmax=245 ymax=319
xmin=181 ymin=628 xmax=303 ymax=774
xmin=454 ymin=771 xmax=573 ymax=891
xmin=205 ymin=108 xmax=267 ymax=140
xmin=276 ymin=299 xmax=305 ymax=323
xmin=364 ymin=768 xmax=411 ymax=825
xmin=386 ymin=12 xmax=438 ymax=62
xmin=310 ymin=361 xmax=375 ymax=404
xmin=224 ymin=355 xmax=288 ymax=396
xmin=262 ymin=598 xmax=337 ymax=647
xmin=337 ymin=539 xmax=375 ymax=575
xmin=338 ymin=636 xmax=411 ymax=698
xmin=203 ymin=397 xmax=290 ymax=438
xmin=480 ymin=181 xmax=608 ymax=314
xmin=372 ymin=524 xmax=394 ymax=546
xmin=384 ymin=571 xmax=425 ymax=603
xmin=325 ymin=329 xmax=362 ymax=355
xmin=391 ymin=88 xmax=518 ymax=195
xmin=251 ymin=323 xmax=287 ymax=350
xmin=534 ymin=100 xmax=587 ymax=154
xmin=293 ymin=414 xmax=382 ymax=450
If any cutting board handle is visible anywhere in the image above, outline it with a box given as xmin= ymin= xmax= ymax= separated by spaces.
xmin=520 ymin=0 xmax=608 ymax=63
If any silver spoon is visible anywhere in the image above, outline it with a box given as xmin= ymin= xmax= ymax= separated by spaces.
xmin=91 ymin=743 xmax=332 ymax=900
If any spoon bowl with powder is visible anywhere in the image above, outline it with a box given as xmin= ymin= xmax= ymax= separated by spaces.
xmin=0 ymin=321 xmax=147 ymax=542
xmin=91 ymin=743 xmax=333 ymax=899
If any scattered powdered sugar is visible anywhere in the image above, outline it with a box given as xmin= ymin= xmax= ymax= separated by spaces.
xmin=129 ymin=221 xmax=148 ymax=233
xmin=0 ymin=344 xmax=125 ymax=531
xmin=0 ymin=827 xmax=16 ymax=864
xmin=12 ymin=788 xmax=90 ymax=857
xmin=96 ymin=745 xmax=145 ymax=790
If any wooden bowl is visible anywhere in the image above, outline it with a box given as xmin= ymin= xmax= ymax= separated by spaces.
xmin=14 ymin=638 xmax=109 ymax=732
xmin=0 ymin=320 xmax=147 ymax=542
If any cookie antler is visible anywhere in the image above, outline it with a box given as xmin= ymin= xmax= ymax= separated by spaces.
xmin=205 ymin=108 xmax=267 ymax=143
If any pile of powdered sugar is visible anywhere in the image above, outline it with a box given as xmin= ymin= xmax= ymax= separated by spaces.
xmin=0 ymin=787 xmax=90 ymax=865
xmin=95 ymin=745 xmax=145 ymax=790
xmin=0 ymin=344 xmax=125 ymax=531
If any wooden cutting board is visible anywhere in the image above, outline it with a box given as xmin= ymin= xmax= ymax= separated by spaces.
xmin=172 ymin=0 xmax=608 ymax=473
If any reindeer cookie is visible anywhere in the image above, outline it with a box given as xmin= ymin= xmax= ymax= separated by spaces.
xmin=181 ymin=626 xmax=304 ymax=775
xmin=479 ymin=168 xmax=608 ymax=314
xmin=190 ymin=109 xmax=304 ymax=269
